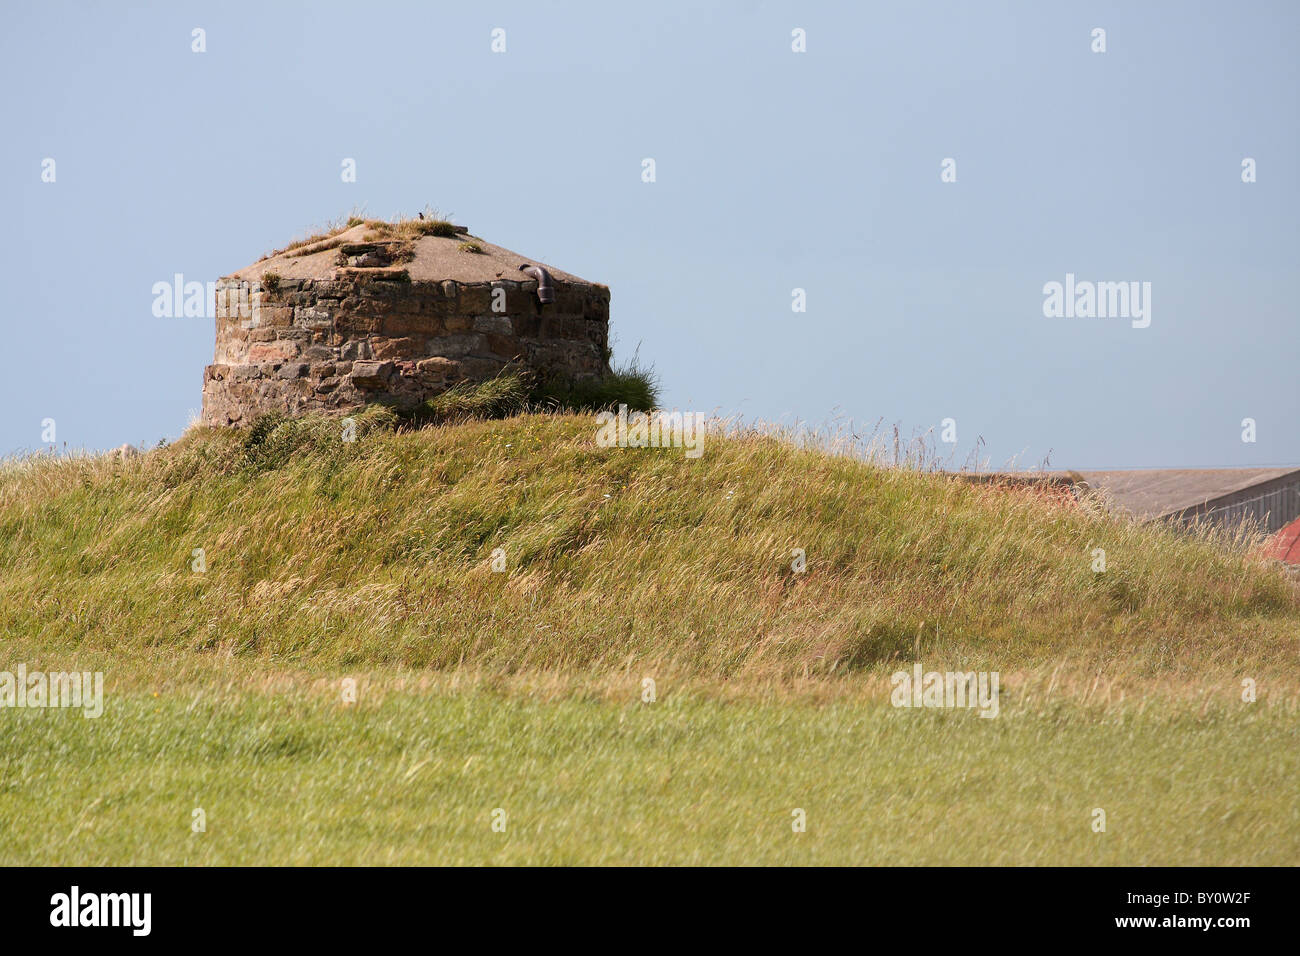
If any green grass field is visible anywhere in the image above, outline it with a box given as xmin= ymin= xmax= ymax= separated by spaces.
xmin=1 ymin=411 xmax=1297 ymax=864
xmin=3 ymin=663 xmax=1296 ymax=865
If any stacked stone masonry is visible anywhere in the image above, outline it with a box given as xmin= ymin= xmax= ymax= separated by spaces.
xmin=202 ymin=274 xmax=611 ymax=427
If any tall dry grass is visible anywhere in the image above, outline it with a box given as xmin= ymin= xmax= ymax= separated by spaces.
xmin=1 ymin=410 xmax=1295 ymax=691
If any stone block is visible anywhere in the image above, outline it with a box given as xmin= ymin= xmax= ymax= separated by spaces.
xmin=350 ymin=360 xmax=394 ymax=388
xmin=424 ymin=333 xmax=482 ymax=358
xmin=248 ymin=340 xmax=300 ymax=363
xmin=381 ymin=312 xmax=436 ymax=336
xmin=511 ymin=315 xmax=541 ymax=338
xmin=372 ymin=336 xmax=420 ymax=360
xmin=473 ymin=315 xmax=513 ymax=335
xmin=415 ymin=356 xmax=461 ymax=382
xmin=485 ymin=334 xmax=522 ymax=358
xmin=295 ymin=304 xmax=335 ymax=330
xmin=301 ymin=345 xmax=336 ymax=363
xmin=457 ymin=284 xmax=493 ymax=313
xmin=339 ymin=340 xmax=372 ymax=361
xmin=257 ymin=305 xmax=294 ymax=329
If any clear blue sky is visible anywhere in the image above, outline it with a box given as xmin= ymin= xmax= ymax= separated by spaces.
xmin=5 ymin=1 xmax=1297 ymax=468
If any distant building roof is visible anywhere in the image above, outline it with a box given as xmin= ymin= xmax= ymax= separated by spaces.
xmin=958 ymin=466 xmax=1300 ymax=559
xmin=1071 ymin=468 xmax=1300 ymax=520
xmin=1266 ymin=516 xmax=1300 ymax=563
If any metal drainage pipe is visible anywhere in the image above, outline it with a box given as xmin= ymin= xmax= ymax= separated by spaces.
xmin=518 ymin=264 xmax=555 ymax=304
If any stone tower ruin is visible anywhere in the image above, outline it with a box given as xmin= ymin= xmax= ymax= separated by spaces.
xmin=201 ymin=219 xmax=612 ymax=427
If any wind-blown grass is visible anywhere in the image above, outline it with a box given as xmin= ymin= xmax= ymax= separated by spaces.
xmin=1 ymin=411 xmax=1295 ymax=682
xmin=2 ymin=681 xmax=1295 ymax=865
xmin=532 ymin=362 xmax=659 ymax=412
xmin=2 ymin=412 xmax=1298 ymax=864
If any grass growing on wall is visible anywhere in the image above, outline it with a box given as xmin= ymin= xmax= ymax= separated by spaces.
xmin=405 ymin=365 xmax=659 ymax=426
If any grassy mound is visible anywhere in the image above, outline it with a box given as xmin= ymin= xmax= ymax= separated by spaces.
xmin=2 ymin=410 xmax=1295 ymax=682
xmin=3 ymin=410 xmax=1298 ymax=865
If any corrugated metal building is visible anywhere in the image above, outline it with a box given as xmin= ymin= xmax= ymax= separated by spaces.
xmin=958 ymin=467 xmax=1300 ymax=562
xmin=1071 ymin=468 xmax=1300 ymax=535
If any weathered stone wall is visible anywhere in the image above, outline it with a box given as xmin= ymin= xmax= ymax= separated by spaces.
xmin=202 ymin=274 xmax=610 ymax=427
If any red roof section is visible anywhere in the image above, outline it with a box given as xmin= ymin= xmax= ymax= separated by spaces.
xmin=1265 ymin=515 xmax=1300 ymax=564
